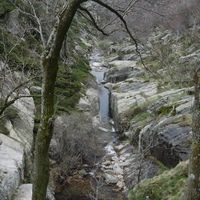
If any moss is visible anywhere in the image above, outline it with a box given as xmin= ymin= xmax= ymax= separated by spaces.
xmin=4 ymin=106 xmax=19 ymax=123
xmin=173 ymin=114 xmax=192 ymax=127
xmin=129 ymin=161 xmax=188 ymax=200
xmin=0 ymin=1 xmax=15 ymax=17
xmin=122 ymin=105 xmax=145 ymax=119
xmin=157 ymin=105 xmax=173 ymax=116
xmin=134 ymin=112 xmax=153 ymax=126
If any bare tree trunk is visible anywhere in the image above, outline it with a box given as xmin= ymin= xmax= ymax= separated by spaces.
xmin=32 ymin=1 xmax=81 ymax=199
xmin=183 ymin=68 xmax=200 ymax=200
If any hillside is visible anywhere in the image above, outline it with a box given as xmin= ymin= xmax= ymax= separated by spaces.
xmin=0 ymin=0 xmax=200 ymax=199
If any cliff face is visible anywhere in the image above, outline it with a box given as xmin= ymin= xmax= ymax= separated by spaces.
xmin=0 ymin=85 xmax=35 ymax=199
xmin=100 ymin=26 xmax=200 ymax=199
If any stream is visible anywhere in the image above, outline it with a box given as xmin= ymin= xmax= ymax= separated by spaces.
xmin=89 ymin=51 xmax=126 ymax=200
xmin=55 ymin=51 xmax=127 ymax=200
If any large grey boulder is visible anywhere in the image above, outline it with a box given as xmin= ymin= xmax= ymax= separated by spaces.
xmin=77 ymin=87 xmax=99 ymax=116
xmin=5 ymin=92 xmax=35 ymax=151
xmin=0 ymin=66 xmax=35 ymax=199
xmin=76 ymin=76 xmax=100 ymax=132
xmin=0 ymin=133 xmax=24 ymax=200
xmin=104 ymin=61 xmax=137 ymax=83
xmin=139 ymin=114 xmax=192 ymax=168
xmin=14 ymin=184 xmax=55 ymax=200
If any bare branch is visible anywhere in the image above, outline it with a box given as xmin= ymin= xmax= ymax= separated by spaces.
xmin=91 ymin=0 xmax=152 ymax=73
xmin=78 ymin=6 xmax=109 ymax=36
xmin=11 ymin=0 xmax=46 ymax=47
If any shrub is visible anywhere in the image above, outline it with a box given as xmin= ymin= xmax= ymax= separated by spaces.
xmin=51 ymin=113 xmax=104 ymax=174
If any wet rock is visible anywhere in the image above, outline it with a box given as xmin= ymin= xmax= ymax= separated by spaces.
xmin=104 ymin=173 xmax=118 ymax=184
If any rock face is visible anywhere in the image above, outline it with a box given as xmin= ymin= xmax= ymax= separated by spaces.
xmin=109 ymin=78 xmax=157 ymax=133
xmin=0 ymin=133 xmax=24 ymax=200
xmin=137 ymin=118 xmax=191 ymax=168
xmin=105 ymin=57 xmax=193 ymax=168
xmin=104 ymin=61 xmax=137 ymax=83
xmin=0 ymin=73 xmax=35 ymax=199
xmin=6 ymin=92 xmax=35 ymax=151
xmin=76 ymin=77 xmax=99 ymax=117
xmin=101 ymin=141 xmax=159 ymax=193
xmin=14 ymin=184 xmax=55 ymax=200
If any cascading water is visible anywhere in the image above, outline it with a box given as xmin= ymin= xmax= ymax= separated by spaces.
xmin=89 ymin=51 xmax=126 ymax=200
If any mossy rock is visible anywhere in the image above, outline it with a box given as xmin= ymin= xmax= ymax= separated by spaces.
xmin=173 ymin=114 xmax=192 ymax=127
xmin=129 ymin=161 xmax=188 ymax=200
xmin=157 ymin=105 xmax=173 ymax=116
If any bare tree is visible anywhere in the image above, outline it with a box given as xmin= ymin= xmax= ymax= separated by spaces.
xmin=29 ymin=0 xmax=140 ymax=199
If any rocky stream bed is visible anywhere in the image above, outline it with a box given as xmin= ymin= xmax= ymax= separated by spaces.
xmin=0 ymin=45 xmax=193 ymax=199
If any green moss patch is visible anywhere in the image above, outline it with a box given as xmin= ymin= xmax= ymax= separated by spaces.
xmin=129 ymin=161 xmax=188 ymax=200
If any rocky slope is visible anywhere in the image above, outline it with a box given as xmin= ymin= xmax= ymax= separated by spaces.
xmin=0 ymin=82 xmax=35 ymax=199
xmin=97 ymin=26 xmax=199 ymax=199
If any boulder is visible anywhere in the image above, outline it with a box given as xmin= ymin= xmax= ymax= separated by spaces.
xmin=138 ymin=114 xmax=192 ymax=168
xmin=104 ymin=173 xmax=118 ymax=184
xmin=0 ymin=133 xmax=24 ymax=200
xmin=14 ymin=184 xmax=55 ymax=200
xmin=6 ymin=93 xmax=35 ymax=151
xmin=104 ymin=61 xmax=137 ymax=83
xmin=77 ymin=87 xmax=99 ymax=116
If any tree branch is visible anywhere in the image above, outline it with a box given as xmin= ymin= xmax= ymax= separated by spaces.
xmin=91 ymin=0 xmax=151 ymax=73
xmin=0 ymin=78 xmax=32 ymax=116
xmin=11 ymin=0 xmax=46 ymax=47
xmin=78 ymin=5 xmax=109 ymax=36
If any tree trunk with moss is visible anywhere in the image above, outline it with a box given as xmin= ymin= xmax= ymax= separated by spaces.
xmin=183 ymin=68 xmax=200 ymax=200
xmin=32 ymin=1 xmax=82 ymax=199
